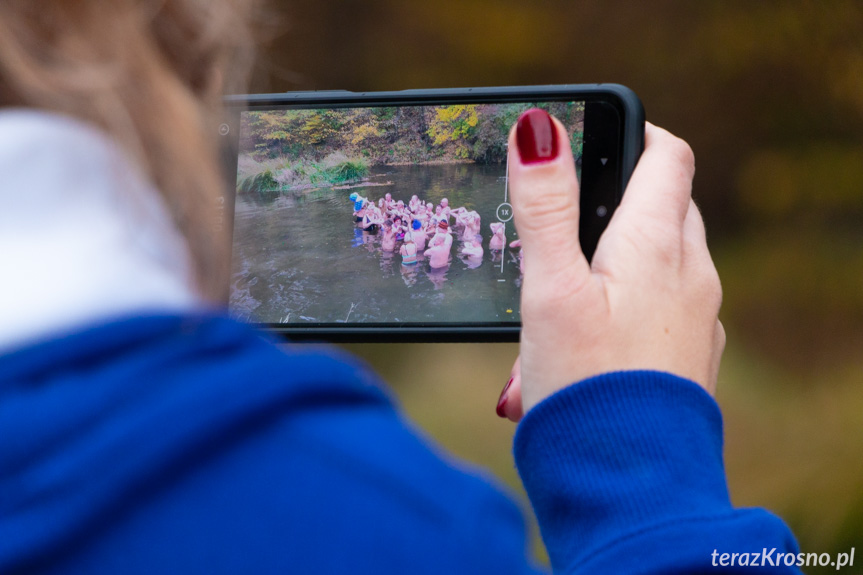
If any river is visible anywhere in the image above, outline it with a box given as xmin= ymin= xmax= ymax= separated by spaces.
xmin=229 ymin=163 xmax=523 ymax=326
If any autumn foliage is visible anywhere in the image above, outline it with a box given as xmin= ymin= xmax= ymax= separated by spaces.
xmin=237 ymin=102 xmax=584 ymax=193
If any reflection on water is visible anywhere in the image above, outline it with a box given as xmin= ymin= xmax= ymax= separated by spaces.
xmin=230 ymin=163 xmax=522 ymax=324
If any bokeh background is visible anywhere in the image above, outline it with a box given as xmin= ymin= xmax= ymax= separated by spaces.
xmin=253 ymin=0 xmax=863 ymax=567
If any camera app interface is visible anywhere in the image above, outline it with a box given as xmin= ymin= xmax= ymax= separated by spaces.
xmin=230 ymin=102 xmax=584 ymax=326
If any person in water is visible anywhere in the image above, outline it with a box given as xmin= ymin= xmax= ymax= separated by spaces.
xmin=409 ymin=194 xmax=421 ymax=212
xmin=509 ymin=238 xmax=524 ymax=273
xmin=410 ymin=219 xmax=427 ymax=251
xmin=392 ymin=199 xmax=408 ymax=219
xmin=456 ymin=209 xmax=481 ymax=242
xmin=428 ymin=219 xmax=450 ymax=248
xmin=392 ymin=216 xmax=406 ymax=242
xmin=381 ymin=219 xmax=397 ymax=252
xmin=461 ymin=237 xmax=483 ymax=258
xmin=489 ymin=222 xmax=506 ymax=250
xmin=421 ymin=206 xmax=436 ymax=231
xmin=460 ymin=237 xmax=484 ymax=270
xmin=352 ymin=194 xmax=367 ymax=222
xmin=439 ymin=197 xmax=452 ymax=220
xmin=459 ymin=236 xmax=485 ymax=270
xmin=425 ymin=220 xmax=453 ymax=269
xmin=399 ymin=232 xmax=418 ymax=266
xmin=432 ymin=205 xmax=446 ymax=228
xmin=362 ymin=202 xmax=382 ymax=233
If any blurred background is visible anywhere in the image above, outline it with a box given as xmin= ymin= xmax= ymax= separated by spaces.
xmin=252 ymin=0 xmax=863 ymax=567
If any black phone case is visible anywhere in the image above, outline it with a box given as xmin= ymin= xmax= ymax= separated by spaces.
xmin=224 ymin=84 xmax=645 ymax=342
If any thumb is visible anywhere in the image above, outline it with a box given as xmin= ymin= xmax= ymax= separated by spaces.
xmin=508 ymin=109 xmax=591 ymax=286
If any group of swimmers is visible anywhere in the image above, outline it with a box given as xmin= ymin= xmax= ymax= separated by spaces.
xmin=349 ymin=191 xmax=519 ymax=270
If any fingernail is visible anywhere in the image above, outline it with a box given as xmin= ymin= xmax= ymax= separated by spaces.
xmin=496 ymin=377 xmax=514 ymax=418
xmin=516 ymin=108 xmax=558 ymax=164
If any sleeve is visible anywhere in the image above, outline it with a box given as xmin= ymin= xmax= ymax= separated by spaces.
xmin=513 ymin=371 xmax=802 ymax=574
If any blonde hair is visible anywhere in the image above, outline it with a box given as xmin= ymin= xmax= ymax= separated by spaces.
xmin=0 ymin=0 xmax=260 ymax=301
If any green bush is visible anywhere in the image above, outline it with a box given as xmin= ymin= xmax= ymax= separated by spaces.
xmin=237 ymin=169 xmax=279 ymax=195
xmin=332 ymin=159 xmax=368 ymax=182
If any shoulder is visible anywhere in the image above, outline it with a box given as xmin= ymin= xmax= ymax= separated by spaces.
xmin=2 ymin=313 xmax=528 ymax=573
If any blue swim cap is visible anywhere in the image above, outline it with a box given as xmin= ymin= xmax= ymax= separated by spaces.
xmin=349 ymin=192 xmax=358 ymax=201
xmin=412 ymin=219 xmax=421 ymax=230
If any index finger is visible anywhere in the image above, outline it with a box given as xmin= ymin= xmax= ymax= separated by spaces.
xmin=615 ymin=123 xmax=696 ymax=232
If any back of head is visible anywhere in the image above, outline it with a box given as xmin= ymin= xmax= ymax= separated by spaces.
xmin=0 ymin=0 xmax=260 ymax=301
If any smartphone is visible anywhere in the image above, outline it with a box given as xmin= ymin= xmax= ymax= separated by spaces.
xmin=220 ymin=85 xmax=644 ymax=342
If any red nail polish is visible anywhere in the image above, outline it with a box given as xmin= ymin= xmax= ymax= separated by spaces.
xmin=516 ymin=108 xmax=558 ymax=164
xmin=496 ymin=378 xmax=514 ymax=418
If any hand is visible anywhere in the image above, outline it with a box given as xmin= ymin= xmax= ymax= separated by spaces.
xmin=496 ymin=111 xmax=725 ymax=422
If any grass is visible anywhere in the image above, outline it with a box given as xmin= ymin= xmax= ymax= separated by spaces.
xmin=237 ymin=169 xmax=279 ymax=195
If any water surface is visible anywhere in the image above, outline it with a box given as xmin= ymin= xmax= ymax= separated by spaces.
xmin=230 ymin=164 xmax=523 ymax=325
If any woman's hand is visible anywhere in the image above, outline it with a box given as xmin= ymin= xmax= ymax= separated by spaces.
xmin=496 ymin=110 xmax=725 ymax=422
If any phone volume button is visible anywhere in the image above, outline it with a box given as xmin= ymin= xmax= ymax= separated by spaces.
xmin=284 ymin=90 xmax=355 ymax=95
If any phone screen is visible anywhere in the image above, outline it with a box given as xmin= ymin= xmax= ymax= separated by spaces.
xmin=223 ymin=89 xmax=638 ymax=341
